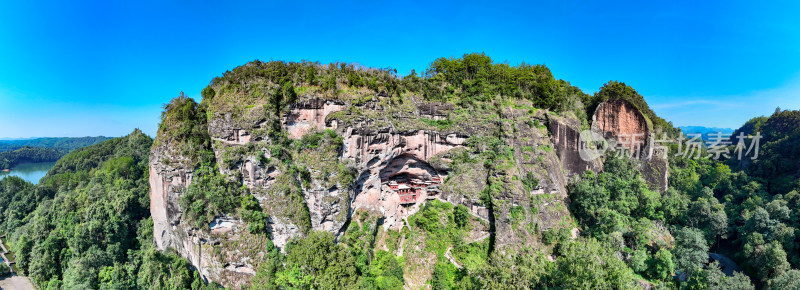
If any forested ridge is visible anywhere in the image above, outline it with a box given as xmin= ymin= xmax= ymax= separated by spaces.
xmin=0 ymin=146 xmax=63 ymax=169
xmin=2 ymin=54 xmax=800 ymax=289
xmin=0 ymin=130 xmax=217 ymax=289
xmin=0 ymin=136 xmax=112 ymax=152
xmin=0 ymin=136 xmax=112 ymax=169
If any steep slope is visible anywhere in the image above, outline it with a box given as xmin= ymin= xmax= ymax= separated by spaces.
xmin=149 ymin=56 xmax=668 ymax=288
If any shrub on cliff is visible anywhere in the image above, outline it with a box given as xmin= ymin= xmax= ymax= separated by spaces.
xmin=156 ymin=92 xmax=210 ymax=162
xmin=281 ymin=231 xmax=360 ymax=289
xmin=569 ymin=155 xmax=664 ymax=230
xmin=179 ymin=154 xmax=249 ymax=229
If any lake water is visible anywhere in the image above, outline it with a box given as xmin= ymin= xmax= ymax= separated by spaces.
xmin=0 ymin=161 xmax=56 ymax=184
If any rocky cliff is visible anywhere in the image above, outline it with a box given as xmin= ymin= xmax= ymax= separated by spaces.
xmin=591 ymin=98 xmax=669 ymax=191
xmin=149 ymin=62 xmax=669 ymax=288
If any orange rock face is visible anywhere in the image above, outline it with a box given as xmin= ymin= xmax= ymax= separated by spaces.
xmin=592 ymin=99 xmax=650 ymax=157
xmin=591 ymin=98 xmax=668 ymax=191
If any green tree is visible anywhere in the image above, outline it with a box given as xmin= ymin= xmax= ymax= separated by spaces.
xmin=627 ymin=249 xmax=648 ymax=274
xmin=673 ymin=227 xmax=709 ymax=276
xmin=281 ymin=231 xmax=360 ymax=289
xmin=688 ymin=189 xmax=728 ymax=242
xmin=750 ymin=241 xmax=790 ymax=282
xmin=478 ymin=249 xmax=551 ymax=289
xmin=454 ymin=204 xmax=469 ymax=228
xmin=646 ymin=249 xmax=675 ymax=281
xmin=251 ymin=240 xmax=283 ymax=290
xmin=0 ymin=262 xmax=10 ymax=277
xmin=282 ymin=81 xmax=297 ymax=105
xmin=552 ymin=239 xmax=637 ymax=289
xmin=360 ymin=250 xmax=404 ymax=290
xmin=687 ymin=262 xmax=754 ymax=290
xmin=431 ymin=262 xmax=454 ymax=290
xmin=769 ymin=269 xmax=800 ymax=290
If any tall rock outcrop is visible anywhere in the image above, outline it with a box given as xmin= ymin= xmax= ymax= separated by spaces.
xmin=592 ymin=98 xmax=652 ymax=158
xmin=149 ymin=143 xmax=193 ymax=253
xmin=149 ymin=65 xmax=669 ymax=288
xmin=591 ymin=98 xmax=669 ymax=191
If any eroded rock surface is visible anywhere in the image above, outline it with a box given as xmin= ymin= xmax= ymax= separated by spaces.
xmin=591 ymin=99 xmax=668 ymax=191
xmin=344 ymin=129 xmax=466 ymax=230
xmin=285 ymin=99 xmax=344 ymax=139
xmin=549 ymin=114 xmax=602 ymax=176
xmin=150 ymin=94 xmax=669 ymax=288
xmin=149 ymin=144 xmax=193 ymax=253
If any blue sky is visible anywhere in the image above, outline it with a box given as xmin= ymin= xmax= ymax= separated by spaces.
xmin=2 ymin=0 xmax=800 ymax=138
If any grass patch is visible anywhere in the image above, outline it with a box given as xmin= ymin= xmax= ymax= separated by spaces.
xmin=420 ymin=118 xmax=453 ymax=130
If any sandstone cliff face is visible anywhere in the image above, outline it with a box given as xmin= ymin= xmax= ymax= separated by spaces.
xmin=150 ymin=134 xmax=272 ymax=288
xmin=285 ymin=99 xmax=344 ymax=139
xmin=343 ymin=129 xmax=466 ymax=230
xmin=150 ymin=92 xmax=668 ymax=288
xmin=592 ymin=99 xmax=652 ymax=157
xmin=149 ymin=144 xmax=193 ymax=253
xmin=491 ymin=108 xmax=581 ymax=250
xmin=549 ymin=114 xmax=602 ymax=176
xmin=591 ymin=98 xmax=668 ymax=191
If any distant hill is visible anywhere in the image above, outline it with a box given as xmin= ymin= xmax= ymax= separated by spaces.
xmin=733 ymin=111 xmax=800 ymax=194
xmin=0 ymin=136 xmax=113 ymax=152
xmin=679 ymin=126 xmax=735 ymax=141
xmin=0 ymin=136 xmax=113 ymax=169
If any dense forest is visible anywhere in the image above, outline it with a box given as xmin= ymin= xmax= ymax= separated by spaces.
xmin=0 ymin=136 xmax=112 ymax=152
xmin=0 ymin=131 xmax=216 ymax=289
xmin=0 ymin=137 xmax=112 ymax=169
xmin=2 ymin=54 xmax=800 ymax=289
xmin=0 ymin=146 xmax=64 ymax=169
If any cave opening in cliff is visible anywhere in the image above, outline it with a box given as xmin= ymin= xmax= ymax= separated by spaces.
xmin=378 ymin=154 xmax=445 ymax=205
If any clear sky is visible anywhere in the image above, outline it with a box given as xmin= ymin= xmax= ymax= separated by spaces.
xmin=2 ymin=0 xmax=800 ymax=138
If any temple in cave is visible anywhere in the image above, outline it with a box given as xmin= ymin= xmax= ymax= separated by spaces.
xmin=385 ymin=175 xmax=443 ymax=205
